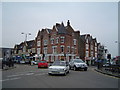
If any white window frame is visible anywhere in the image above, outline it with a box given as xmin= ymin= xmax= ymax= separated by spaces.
xmin=73 ymin=39 xmax=77 ymax=45
xmin=51 ymin=38 xmax=54 ymax=44
xmin=95 ymin=42 xmax=97 ymax=46
xmin=52 ymin=46 xmax=57 ymax=54
xmin=37 ymin=48 xmax=40 ymax=54
xmin=91 ymin=51 xmax=93 ymax=57
xmin=60 ymin=36 xmax=65 ymax=43
xmin=95 ymin=53 xmax=97 ymax=58
xmin=91 ymin=45 xmax=93 ymax=50
xmin=56 ymin=37 xmax=59 ymax=44
xmin=86 ymin=39 xmax=89 ymax=43
xmin=43 ymin=47 xmax=48 ymax=54
xmin=95 ymin=47 xmax=97 ymax=52
xmin=44 ymin=40 xmax=48 ymax=46
xmin=86 ymin=51 xmax=89 ymax=57
xmin=86 ymin=44 xmax=89 ymax=50
xmin=18 ymin=50 xmax=22 ymax=54
xmin=71 ymin=46 xmax=74 ymax=54
xmin=28 ymin=49 xmax=31 ymax=53
xmin=37 ymin=41 xmax=41 ymax=47
xmin=32 ymin=48 xmax=35 ymax=53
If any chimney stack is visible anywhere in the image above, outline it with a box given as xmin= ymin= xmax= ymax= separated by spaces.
xmin=67 ymin=20 xmax=70 ymax=26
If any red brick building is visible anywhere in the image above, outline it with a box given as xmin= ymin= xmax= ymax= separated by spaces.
xmin=35 ymin=20 xmax=81 ymax=62
xmin=13 ymin=20 xmax=99 ymax=64
xmin=80 ymin=34 xmax=98 ymax=65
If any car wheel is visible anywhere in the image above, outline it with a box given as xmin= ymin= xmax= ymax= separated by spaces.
xmin=84 ymin=68 xmax=87 ymax=71
xmin=67 ymin=70 xmax=69 ymax=73
xmin=48 ymin=73 xmax=51 ymax=75
xmin=73 ymin=66 xmax=77 ymax=71
xmin=64 ymin=71 xmax=67 ymax=76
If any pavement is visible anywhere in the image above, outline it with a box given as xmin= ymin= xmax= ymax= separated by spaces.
xmin=94 ymin=68 xmax=120 ymax=78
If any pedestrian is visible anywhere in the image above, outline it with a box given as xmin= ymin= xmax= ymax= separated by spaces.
xmin=11 ymin=58 xmax=14 ymax=67
xmin=8 ymin=58 xmax=12 ymax=67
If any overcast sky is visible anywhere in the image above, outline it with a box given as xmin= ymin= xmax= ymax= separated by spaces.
xmin=1 ymin=2 xmax=118 ymax=57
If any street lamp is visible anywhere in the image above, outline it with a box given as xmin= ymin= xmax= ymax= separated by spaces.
xmin=21 ymin=32 xmax=31 ymax=56
xmin=21 ymin=32 xmax=31 ymax=42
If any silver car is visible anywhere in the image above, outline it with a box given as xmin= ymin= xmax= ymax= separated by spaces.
xmin=48 ymin=60 xmax=69 ymax=76
xmin=69 ymin=59 xmax=88 ymax=71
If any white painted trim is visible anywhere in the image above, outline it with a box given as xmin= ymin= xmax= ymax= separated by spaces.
xmin=44 ymin=54 xmax=76 ymax=56
xmin=45 ymin=28 xmax=49 ymax=34
xmin=55 ymin=26 xmax=58 ymax=31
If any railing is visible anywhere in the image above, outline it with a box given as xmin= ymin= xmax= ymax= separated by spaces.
xmin=103 ymin=65 xmax=120 ymax=74
xmin=96 ymin=62 xmax=120 ymax=77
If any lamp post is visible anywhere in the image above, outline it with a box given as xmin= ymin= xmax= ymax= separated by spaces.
xmin=21 ymin=32 xmax=31 ymax=42
xmin=21 ymin=32 xmax=31 ymax=56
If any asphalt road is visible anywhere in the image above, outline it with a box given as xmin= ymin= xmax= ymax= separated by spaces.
xmin=1 ymin=64 xmax=119 ymax=88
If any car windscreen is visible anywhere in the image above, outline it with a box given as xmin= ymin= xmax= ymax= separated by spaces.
xmin=52 ymin=61 xmax=66 ymax=66
xmin=38 ymin=61 xmax=46 ymax=63
xmin=74 ymin=59 xmax=84 ymax=63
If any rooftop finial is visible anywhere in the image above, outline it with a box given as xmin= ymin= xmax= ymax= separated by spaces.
xmin=67 ymin=20 xmax=70 ymax=26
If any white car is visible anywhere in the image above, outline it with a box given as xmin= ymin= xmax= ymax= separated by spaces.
xmin=69 ymin=59 xmax=88 ymax=71
xmin=32 ymin=60 xmax=38 ymax=65
xmin=20 ymin=60 xmax=25 ymax=64
xmin=48 ymin=60 xmax=69 ymax=76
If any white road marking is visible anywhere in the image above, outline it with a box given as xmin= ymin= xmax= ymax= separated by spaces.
xmin=1 ymin=77 xmax=21 ymax=82
xmin=7 ymin=74 xmax=24 ymax=77
xmin=26 ymin=73 xmax=34 ymax=75
xmin=35 ymin=73 xmax=46 ymax=76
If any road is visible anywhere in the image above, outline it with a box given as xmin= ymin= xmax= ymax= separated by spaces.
xmin=1 ymin=64 xmax=119 ymax=88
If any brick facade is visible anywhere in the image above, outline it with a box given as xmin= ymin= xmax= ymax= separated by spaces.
xmin=35 ymin=20 xmax=80 ymax=62
xmin=81 ymin=34 xmax=98 ymax=65
xmin=13 ymin=20 xmax=101 ymax=64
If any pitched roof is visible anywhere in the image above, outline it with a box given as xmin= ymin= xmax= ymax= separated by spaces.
xmin=80 ymin=35 xmax=86 ymax=42
xmin=26 ymin=40 xmax=34 ymax=49
xmin=56 ymin=22 xmax=67 ymax=34
xmin=17 ymin=42 xmax=24 ymax=50
xmin=46 ymin=28 xmax=52 ymax=33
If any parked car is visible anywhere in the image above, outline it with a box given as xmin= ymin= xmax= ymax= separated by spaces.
xmin=20 ymin=60 xmax=25 ymax=64
xmin=48 ymin=60 xmax=69 ymax=76
xmin=25 ymin=60 xmax=30 ymax=64
xmin=69 ymin=59 xmax=88 ymax=71
xmin=103 ymin=61 xmax=116 ymax=67
xmin=38 ymin=60 xmax=48 ymax=68
xmin=32 ymin=60 xmax=39 ymax=65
